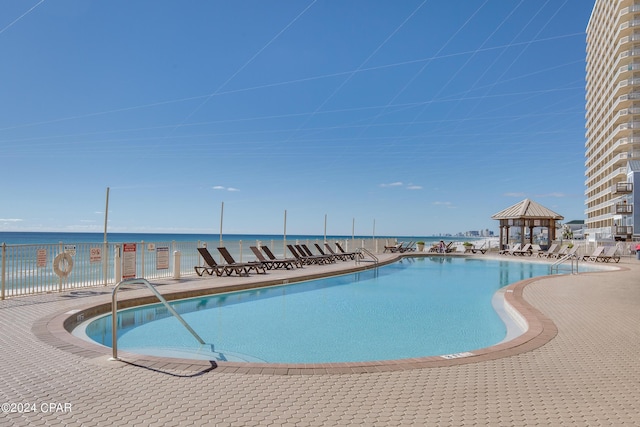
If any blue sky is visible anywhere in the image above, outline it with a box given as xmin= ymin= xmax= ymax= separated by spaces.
xmin=1 ymin=0 xmax=594 ymax=236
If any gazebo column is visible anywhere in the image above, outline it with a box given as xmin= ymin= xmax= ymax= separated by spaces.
xmin=528 ymin=224 xmax=534 ymax=244
xmin=503 ymin=225 xmax=510 ymax=249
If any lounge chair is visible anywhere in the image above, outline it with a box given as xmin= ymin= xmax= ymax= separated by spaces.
xmin=581 ymin=246 xmax=604 ymax=262
xmin=596 ymin=246 xmax=620 ymax=263
xmin=316 ymin=243 xmax=348 ymax=261
xmin=313 ymin=243 xmax=340 ymax=262
xmin=194 ymin=247 xmax=227 ymax=276
xmin=384 ymin=243 xmax=401 ymax=253
xmin=399 ymin=241 xmax=416 ymax=252
xmin=300 ymin=244 xmax=335 ymax=263
xmin=261 ymin=246 xmax=302 ymax=268
xmin=537 ymin=243 xmax=558 ymax=258
xmin=499 ymin=243 xmax=521 ymax=255
xmin=217 ymin=247 xmax=266 ymax=275
xmin=335 ymin=242 xmax=359 ymax=260
xmin=553 ymin=245 xmax=570 ymax=259
xmin=250 ymin=246 xmax=295 ymax=270
xmin=471 ymin=243 xmax=488 ymax=254
xmin=429 ymin=241 xmax=454 ymax=253
xmin=287 ymin=245 xmax=327 ymax=265
xmin=512 ymin=243 xmax=533 ymax=256
xmin=324 ymin=243 xmax=350 ymax=261
xmin=556 ymin=245 xmax=578 ymax=260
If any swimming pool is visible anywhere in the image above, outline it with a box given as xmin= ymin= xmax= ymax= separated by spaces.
xmin=76 ymin=257 xmax=577 ymax=364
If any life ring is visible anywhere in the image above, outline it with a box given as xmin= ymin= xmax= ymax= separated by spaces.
xmin=53 ymin=252 xmax=74 ymax=278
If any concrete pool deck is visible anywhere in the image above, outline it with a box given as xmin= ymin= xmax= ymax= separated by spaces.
xmin=1 ymin=253 xmax=639 ymax=425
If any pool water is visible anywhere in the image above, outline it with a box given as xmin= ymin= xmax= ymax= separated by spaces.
xmin=80 ymin=257 xmax=560 ymax=363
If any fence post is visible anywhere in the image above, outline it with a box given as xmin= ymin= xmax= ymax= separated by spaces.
xmin=114 ymin=245 xmax=122 ymax=283
xmin=58 ymin=242 xmax=63 ymax=293
xmin=1 ymin=243 xmax=6 ymax=300
xmin=140 ymin=240 xmax=145 ymax=279
xmin=103 ymin=241 xmax=109 ymax=286
xmin=173 ymin=251 xmax=181 ymax=279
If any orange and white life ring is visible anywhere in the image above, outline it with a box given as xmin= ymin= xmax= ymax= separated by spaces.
xmin=53 ymin=252 xmax=74 ymax=278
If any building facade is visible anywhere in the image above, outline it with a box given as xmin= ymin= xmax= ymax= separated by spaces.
xmin=585 ymin=0 xmax=639 ymax=240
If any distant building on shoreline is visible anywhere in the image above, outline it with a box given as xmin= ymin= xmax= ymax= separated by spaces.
xmin=585 ymin=0 xmax=640 ymax=241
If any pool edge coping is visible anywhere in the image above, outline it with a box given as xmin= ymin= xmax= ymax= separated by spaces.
xmin=33 ymin=254 xmax=626 ymax=375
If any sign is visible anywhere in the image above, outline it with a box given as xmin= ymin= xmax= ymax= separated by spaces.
xmin=90 ymin=247 xmax=102 ymax=263
xmin=122 ymin=243 xmax=137 ymax=279
xmin=147 ymin=243 xmax=156 ymax=252
xmin=64 ymin=245 xmax=76 ymax=256
xmin=156 ymin=246 xmax=169 ymax=270
xmin=37 ymin=249 xmax=47 ymax=268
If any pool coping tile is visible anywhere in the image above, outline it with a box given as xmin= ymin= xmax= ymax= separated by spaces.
xmin=28 ymin=252 xmax=625 ymax=375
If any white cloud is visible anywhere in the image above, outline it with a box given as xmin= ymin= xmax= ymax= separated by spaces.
xmin=406 ymin=185 xmax=422 ymax=190
xmin=213 ymin=186 xmax=240 ymax=191
xmin=535 ymin=192 xmax=566 ymax=198
xmin=0 ymin=218 xmax=23 ymax=222
xmin=433 ymin=201 xmax=454 ymax=208
xmin=380 ymin=181 xmax=403 ymax=188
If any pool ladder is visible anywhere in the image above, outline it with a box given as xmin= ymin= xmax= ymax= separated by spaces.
xmin=109 ymin=278 xmax=205 ymax=361
xmin=550 ymin=253 xmax=579 ymax=275
xmin=355 ymin=247 xmax=379 ymax=265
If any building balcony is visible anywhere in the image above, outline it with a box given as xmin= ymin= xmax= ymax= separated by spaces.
xmin=618 ymin=49 xmax=640 ymax=62
xmin=585 ymin=168 xmax=629 ymax=198
xmin=612 ymin=182 xmax=634 ymax=194
xmin=585 ymin=151 xmax=629 ymax=177
xmin=613 ymin=203 xmax=633 ymax=214
xmin=611 ymin=107 xmax=640 ymax=128
xmin=610 ymin=122 xmax=640 ymax=145
xmin=613 ymin=225 xmax=633 ymax=237
xmin=619 ymin=19 xmax=640 ymax=37
xmin=616 ymin=92 xmax=640 ymax=108
xmin=614 ymin=79 xmax=640 ymax=99
xmin=616 ymin=33 xmax=640 ymax=53
xmin=620 ymin=4 xmax=640 ymax=17
xmin=616 ymin=62 xmax=640 ymax=78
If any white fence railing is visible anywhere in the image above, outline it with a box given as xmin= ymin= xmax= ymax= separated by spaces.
xmin=1 ymin=238 xmax=398 ymax=299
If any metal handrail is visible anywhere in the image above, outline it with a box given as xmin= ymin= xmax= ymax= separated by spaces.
xmin=550 ymin=253 xmax=579 ymax=275
xmin=355 ymin=247 xmax=379 ymax=265
xmin=110 ymin=278 xmax=205 ymax=361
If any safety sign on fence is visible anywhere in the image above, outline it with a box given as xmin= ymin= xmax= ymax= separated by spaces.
xmin=156 ymin=246 xmax=169 ymax=270
xmin=37 ymin=249 xmax=47 ymax=268
xmin=90 ymin=247 xmax=102 ymax=263
xmin=122 ymin=243 xmax=137 ymax=279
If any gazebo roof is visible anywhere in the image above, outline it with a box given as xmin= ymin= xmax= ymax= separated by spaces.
xmin=491 ymin=199 xmax=564 ymax=220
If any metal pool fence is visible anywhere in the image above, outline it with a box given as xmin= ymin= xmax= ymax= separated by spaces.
xmin=0 ymin=237 xmax=396 ymax=299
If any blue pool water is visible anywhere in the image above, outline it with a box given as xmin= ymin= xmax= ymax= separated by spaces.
xmin=80 ymin=257 xmax=562 ymax=363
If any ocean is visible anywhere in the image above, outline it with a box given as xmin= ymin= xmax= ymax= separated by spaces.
xmin=0 ymin=231 xmax=446 ymax=246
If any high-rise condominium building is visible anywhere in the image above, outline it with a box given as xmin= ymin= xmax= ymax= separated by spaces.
xmin=585 ymin=0 xmax=640 ymax=240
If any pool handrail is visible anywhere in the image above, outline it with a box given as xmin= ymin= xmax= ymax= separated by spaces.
xmin=550 ymin=253 xmax=580 ymax=275
xmin=110 ymin=278 xmax=205 ymax=361
xmin=355 ymin=247 xmax=378 ymax=264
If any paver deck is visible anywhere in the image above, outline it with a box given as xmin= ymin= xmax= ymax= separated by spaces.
xmin=1 ymin=253 xmax=639 ymax=426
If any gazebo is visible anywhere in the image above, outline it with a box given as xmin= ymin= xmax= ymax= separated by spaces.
xmin=491 ymin=199 xmax=564 ymax=250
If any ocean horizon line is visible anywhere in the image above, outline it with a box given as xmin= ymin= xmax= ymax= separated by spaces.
xmin=0 ymin=231 xmax=484 ymax=246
